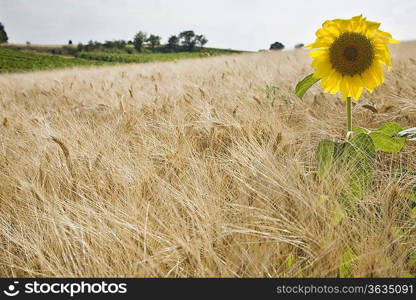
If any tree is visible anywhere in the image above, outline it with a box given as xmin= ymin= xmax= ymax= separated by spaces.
xmin=103 ymin=40 xmax=127 ymax=49
xmin=85 ymin=40 xmax=95 ymax=51
xmin=167 ymin=35 xmax=179 ymax=51
xmin=133 ymin=31 xmax=147 ymax=52
xmin=115 ymin=40 xmax=127 ymax=49
xmin=270 ymin=41 xmax=284 ymax=50
xmin=147 ymin=34 xmax=161 ymax=52
xmin=0 ymin=22 xmax=8 ymax=43
xmin=294 ymin=43 xmax=304 ymax=49
xmin=195 ymin=35 xmax=208 ymax=50
xmin=68 ymin=40 xmax=73 ymax=45
xmin=103 ymin=40 xmax=112 ymax=48
xmin=179 ymin=30 xmax=197 ymax=51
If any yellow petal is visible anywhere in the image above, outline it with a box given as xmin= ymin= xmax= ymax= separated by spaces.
xmin=362 ymin=62 xmax=384 ymax=92
xmin=349 ymin=15 xmax=367 ymax=34
xmin=373 ymin=62 xmax=385 ymax=85
xmin=306 ymin=37 xmax=333 ymax=49
xmin=351 ymin=75 xmax=364 ymax=100
xmin=366 ymin=20 xmax=381 ymax=31
xmin=361 ymin=68 xmax=377 ymax=92
xmin=329 ymin=72 xmax=342 ymax=94
xmin=340 ymin=76 xmax=351 ymax=100
xmin=323 ymin=70 xmax=342 ymax=94
xmin=309 ymin=48 xmax=329 ymax=59
xmin=375 ymin=30 xmax=400 ymax=44
xmin=374 ymin=43 xmax=391 ymax=67
xmin=314 ymin=61 xmax=333 ymax=78
xmin=321 ymin=69 xmax=338 ymax=93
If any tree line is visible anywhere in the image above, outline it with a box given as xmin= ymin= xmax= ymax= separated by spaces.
xmin=76 ymin=30 xmax=208 ymax=53
xmin=269 ymin=42 xmax=304 ymax=50
xmin=134 ymin=30 xmax=207 ymax=52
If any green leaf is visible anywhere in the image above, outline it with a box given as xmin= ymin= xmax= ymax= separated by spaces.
xmin=295 ymin=74 xmax=320 ymax=99
xmin=370 ymin=132 xmax=406 ymax=154
xmin=405 ymin=192 xmax=416 ymax=203
xmin=339 ymin=249 xmax=356 ymax=278
xmin=369 ymin=122 xmax=405 ymax=154
xmin=333 ymin=141 xmax=348 ymax=160
xmin=352 ymin=126 xmax=370 ymax=134
xmin=316 ymin=139 xmax=335 ymax=180
xmin=375 ymin=122 xmax=404 ymax=136
xmin=409 ymin=252 xmax=416 ymax=268
xmin=287 ymin=254 xmax=295 ymax=268
xmin=318 ymin=193 xmax=329 ymax=205
xmin=332 ymin=205 xmax=345 ymax=226
xmin=315 ymin=134 xmax=377 ymax=212
xmin=339 ymin=133 xmax=376 ymax=202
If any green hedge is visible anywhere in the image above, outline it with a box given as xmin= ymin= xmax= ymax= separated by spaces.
xmin=75 ymin=51 xmax=215 ymax=63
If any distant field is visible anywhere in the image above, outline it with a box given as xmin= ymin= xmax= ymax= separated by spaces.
xmin=0 ymin=46 xmax=242 ymax=72
xmin=0 ymin=48 xmax=105 ymax=72
xmin=76 ymin=51 xmax=215 ymax=63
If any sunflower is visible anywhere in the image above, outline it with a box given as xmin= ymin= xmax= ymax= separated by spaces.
xmin=307 ymin=15 xmax=399 ymax=101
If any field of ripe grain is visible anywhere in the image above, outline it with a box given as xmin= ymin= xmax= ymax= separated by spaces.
xmin=0 ymin=42 xmax=415 ymax=277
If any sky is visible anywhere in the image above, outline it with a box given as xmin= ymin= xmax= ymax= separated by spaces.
xmin=0 ymin=0 xmax=414 ymax=51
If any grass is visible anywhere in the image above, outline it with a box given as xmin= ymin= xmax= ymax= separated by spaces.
xmin=0 ymin=48 xmax=106 ymax=73
xmin=0 ymin=42 xmax=415 ymax=277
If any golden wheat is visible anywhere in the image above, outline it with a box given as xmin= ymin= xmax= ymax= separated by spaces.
xmin=0 ymin=42 xmax=415 ymax=277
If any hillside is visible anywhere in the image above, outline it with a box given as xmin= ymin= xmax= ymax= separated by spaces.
xmin=0 ymin=42 xmax=415 ymax=277
xmin=0 ymin=48 xmax=106 ymax=72
xmin=0 ymin=46 xmax=243 ymax=73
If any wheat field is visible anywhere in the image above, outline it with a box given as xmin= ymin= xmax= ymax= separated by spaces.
xmin=0 ymin=42 xmax=415 ymax=277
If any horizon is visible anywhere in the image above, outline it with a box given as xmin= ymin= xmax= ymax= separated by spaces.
xmin=0 ymin=0 xmax=415 ymax=51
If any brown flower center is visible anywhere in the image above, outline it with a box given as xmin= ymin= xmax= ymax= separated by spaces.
xmin=329 ymin=32 xmax=374 ymax=76
xmin=344 ymin=46 xmax=358 ymax=61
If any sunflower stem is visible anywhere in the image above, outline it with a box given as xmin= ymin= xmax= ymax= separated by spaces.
xmin=346 ymin=97 xmax=353 ymax=138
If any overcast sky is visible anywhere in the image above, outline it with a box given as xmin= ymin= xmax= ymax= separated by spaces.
xmin=0 ymin=0 xmax=414 ymax=51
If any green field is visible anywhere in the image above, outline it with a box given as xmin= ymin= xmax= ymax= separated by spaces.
xmin=0 ymin=48 xmax=106 ymax=73
xmin=0 ymin=46 xmax=242 ymax=73
xmin=75 ymin=51 xmax=217 ymax=63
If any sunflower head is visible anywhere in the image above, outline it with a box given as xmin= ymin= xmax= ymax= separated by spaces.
xmin=307 ymin=15 xmax=399 ymax=101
